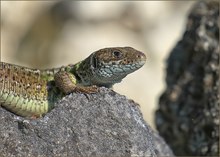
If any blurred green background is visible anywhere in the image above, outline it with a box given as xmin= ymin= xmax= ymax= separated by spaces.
xmin=1 ymin=1 xmax=195 ymax=129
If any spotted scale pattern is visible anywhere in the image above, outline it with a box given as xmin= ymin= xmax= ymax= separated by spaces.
xmin=0 ymin=62 xmax=58 ymax=117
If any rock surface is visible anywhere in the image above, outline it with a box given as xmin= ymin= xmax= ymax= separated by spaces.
xmin=0 ymin=88 xmax=173 ymax=157
xmin=155 ymin=0 xmax=219 ymax=156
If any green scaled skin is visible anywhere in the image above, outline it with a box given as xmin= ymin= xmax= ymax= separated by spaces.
xmin=0 ymin=47 xmax=146 ymax=118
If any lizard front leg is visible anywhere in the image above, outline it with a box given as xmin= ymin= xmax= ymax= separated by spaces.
xmin=54 ymin=71 xmax=99 ymax=94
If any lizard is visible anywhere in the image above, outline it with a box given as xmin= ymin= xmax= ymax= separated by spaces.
xmin=0 ymin=47 xmax=146 ymax=118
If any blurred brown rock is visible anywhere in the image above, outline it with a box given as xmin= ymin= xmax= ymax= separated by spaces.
xmin=155 ymin=0 xmax=219 ymax=156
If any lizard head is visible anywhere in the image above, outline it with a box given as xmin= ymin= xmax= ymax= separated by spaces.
xmin=89 ymin=47 xmax=146 ymax=87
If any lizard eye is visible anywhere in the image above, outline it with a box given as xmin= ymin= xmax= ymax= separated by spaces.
xmin=112 ymin=51 xmax=122 ymax=58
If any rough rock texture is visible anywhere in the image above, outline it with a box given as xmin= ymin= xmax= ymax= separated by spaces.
xmin=0 ymin=88 xmax=173 ymax=157
xmin=155 ymin=0 xmax=219 ymax=156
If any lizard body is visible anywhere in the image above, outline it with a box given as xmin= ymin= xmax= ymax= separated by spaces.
xmin=0 ymin=47 xmax=146 ymax=118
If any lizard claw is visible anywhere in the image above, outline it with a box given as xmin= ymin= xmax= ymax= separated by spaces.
xmin=75 ymin=85 xmax=99 ymax=94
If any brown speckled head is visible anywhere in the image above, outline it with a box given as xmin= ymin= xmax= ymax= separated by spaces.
xmin=93 ymin=47 xmax=146 ymax=66
xmin=88 ymin=47 xmax=146 ymax=87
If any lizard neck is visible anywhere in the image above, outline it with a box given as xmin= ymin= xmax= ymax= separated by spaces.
xmin=71 ymin=55 xmax=94 ymax=86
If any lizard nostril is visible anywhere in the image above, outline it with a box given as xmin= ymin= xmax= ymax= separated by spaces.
xmin=139 ymin=53 xmax=146 ymax=61
xmin=137 ymin=53 xmax=143 ymax=58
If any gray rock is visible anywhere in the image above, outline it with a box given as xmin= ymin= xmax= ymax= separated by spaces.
xmin=155 ymin=0 xmax=219 ymax=156
xmin=0 ymin=88 xmax=174 ymax=157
